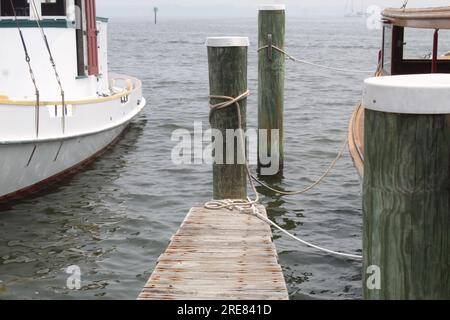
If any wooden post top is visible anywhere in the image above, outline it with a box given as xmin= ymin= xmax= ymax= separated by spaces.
xmin=363 ymin=74 xmax=450 ymax=114
xmin=259 ymin=4 xmax=286 ymax=11
xmin=206 ymin=37 xmax=250 ymax=47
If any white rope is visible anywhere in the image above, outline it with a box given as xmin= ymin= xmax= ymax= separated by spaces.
xmin=252 ymin=139 xmax=348 ymax=196
xmin=258 ymin=45 xmax=374 ymax=74
xmin=252 ymin=207 xmax=363 ymax=260
xmin=205 ymin=91 xmax=363 ymax=261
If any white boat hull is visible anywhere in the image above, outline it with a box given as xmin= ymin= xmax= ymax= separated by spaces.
xmin=0 ymin=75 xmax=146 ymax=201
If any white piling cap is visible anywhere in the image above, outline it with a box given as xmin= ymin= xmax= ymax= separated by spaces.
xmin=363 ymin=74 xmax=450 ymax=114
xmin=259 ymin=4 xmax=286 ymax=11
xmin=206 ymin=37 xmax=250 ymax=47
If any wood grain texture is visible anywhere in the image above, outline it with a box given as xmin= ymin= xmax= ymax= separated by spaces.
xmin=208 ymin=46 xmax=247 ymax=200
xmin=138 ymin=206 xmax=289 ymax=300
xmin=363 ymin=109 xmax=450 ymax=299
xmin=258 ymin=9 xmax=285 ymax=176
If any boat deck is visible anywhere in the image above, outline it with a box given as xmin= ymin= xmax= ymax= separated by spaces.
xmin=138 ymin=205 xmax=289 ymax=300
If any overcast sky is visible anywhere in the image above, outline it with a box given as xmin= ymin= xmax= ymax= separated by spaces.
xmin=97 ymin=0 xmax=450 ymax=18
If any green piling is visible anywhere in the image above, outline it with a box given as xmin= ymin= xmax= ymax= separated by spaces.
xmin=207 ymin=37 xmax=249 ymax=200
xmin=258 ymin=4 xmax=286 ymax=176
xmin=363 ymin=75 xmax=450 ymax=299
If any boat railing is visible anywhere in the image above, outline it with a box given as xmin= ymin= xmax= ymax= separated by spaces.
xmin=110 ymin=77 xmax=134 ymax=95
xmin=0 ymin=75 xmax=141 ymax=106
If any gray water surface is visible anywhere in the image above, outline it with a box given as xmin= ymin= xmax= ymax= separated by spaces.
xmin=0 ymin=16 xmax=392 ymax=300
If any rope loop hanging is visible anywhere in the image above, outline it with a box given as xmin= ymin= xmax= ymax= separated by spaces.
xmin=204 ymin=91 xmax=363 ymax=261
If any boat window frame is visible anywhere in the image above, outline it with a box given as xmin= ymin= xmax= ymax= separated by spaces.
xmin=41 ymin=0 xmax=67 ymax=17
xmin=382 ymin=23 xmax=393 ymax=74
xmin=385 ymin=24 xmax=450 ymax=75
xmin=0 ymin=0 xmax=30 ymax=17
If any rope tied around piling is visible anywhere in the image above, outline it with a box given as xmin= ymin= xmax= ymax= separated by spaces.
xmin=258 ymin=45 xmax=374 ymax=74
xmin=208 ymin=90 xmax=250 ymax=123
xmin=206 ymin=89 xmax=260 ymax=210
xmin=209 ymin=91 xmax=250 ymax=112
xmin=205 ymin=91 xmax=363 ymax=261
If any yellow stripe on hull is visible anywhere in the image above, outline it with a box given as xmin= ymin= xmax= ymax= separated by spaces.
xmin=0 ymin=77 xmax=140 ymax=106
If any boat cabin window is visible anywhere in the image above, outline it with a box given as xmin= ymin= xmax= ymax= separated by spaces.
xmin=0 ymin=0 xmax=29 ymax=16
xmin=41 ymin=0 xmax=66 ymax=16
xmin=382 ymin=24 xmax=450 ymax=75
xmin=402 ymin=28 xmax=450 ymax=59
xmin=0 ymin=0 xmax=66 ymax=17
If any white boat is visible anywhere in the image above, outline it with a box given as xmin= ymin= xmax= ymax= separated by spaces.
xmin=0 ymin=0 xmax=146 ymax=202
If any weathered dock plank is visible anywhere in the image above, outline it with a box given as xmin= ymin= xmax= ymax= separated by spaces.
xmin=138 ymin=205 xmax=289 ymax=300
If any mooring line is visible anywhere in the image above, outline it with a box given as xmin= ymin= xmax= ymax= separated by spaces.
xmin=258 ymin=45 xmax=374 ymax=74
xmin=30 ymin=0 xmax=66 ymax=134
xmin=26 ymin=145 xmax=37 ymax=167
xmin=252 ymin=139 xmax=348 ymax=196
xmin=205 ymin=91 xmax=363 ymax=261
xmin=8 ymin=0 xmax=40 ymax=138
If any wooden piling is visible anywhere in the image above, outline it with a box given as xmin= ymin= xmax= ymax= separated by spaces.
xmin=362 ymin=74 xmax=450 ymax=300
xmin=207 ymin=37 xmax=249 ymax=200
xmin=258 ymin=5 xmax=286 ymax=176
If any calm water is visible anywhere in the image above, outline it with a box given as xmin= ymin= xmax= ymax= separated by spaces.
xmin=0 ymin=16 xmax=386 ymax=300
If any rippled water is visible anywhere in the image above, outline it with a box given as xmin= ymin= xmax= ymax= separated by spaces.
xmin=0 ymin=16 xmax=393 ymax=300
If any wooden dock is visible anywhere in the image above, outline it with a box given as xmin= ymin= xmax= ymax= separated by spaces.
xmin=138 ymin=205 xmax=289 ymax=300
